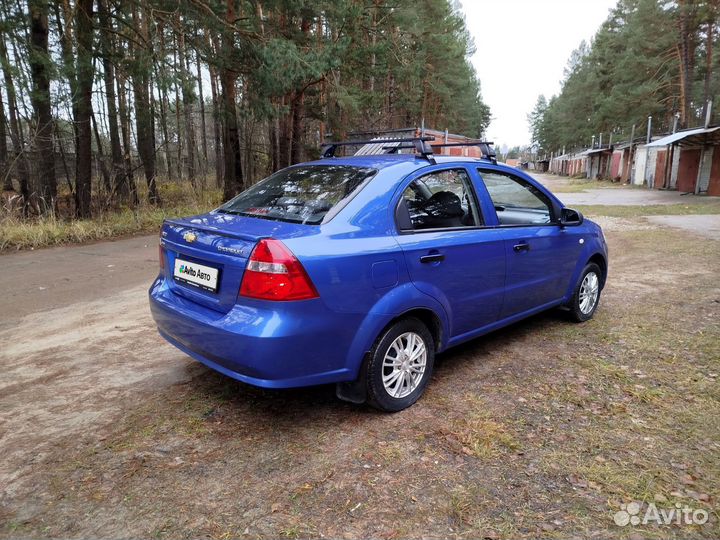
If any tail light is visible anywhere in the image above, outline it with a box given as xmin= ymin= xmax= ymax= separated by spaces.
xmin=159 ymin=245 xmax=165 ymax=270
xmin=240 ymin=239 xmax=318 ymax=301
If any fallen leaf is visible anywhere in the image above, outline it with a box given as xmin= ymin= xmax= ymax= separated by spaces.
xmin=680 ymin=473 xmax=695 ymax=485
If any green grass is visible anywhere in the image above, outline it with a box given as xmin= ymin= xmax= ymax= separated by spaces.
xmin=0 ymin=182 xmax=222 ymax=252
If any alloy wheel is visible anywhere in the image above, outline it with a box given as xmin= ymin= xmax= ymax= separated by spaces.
xmin=579 ymin=271 xmax=599 ymax=315
xmin=382 ymin=332 xmax=427 ymax=399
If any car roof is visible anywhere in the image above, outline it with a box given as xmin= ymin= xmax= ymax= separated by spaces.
xmin=303 ymin=153 xmax=500 ymax=172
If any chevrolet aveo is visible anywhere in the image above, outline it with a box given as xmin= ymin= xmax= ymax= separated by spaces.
xmin=150 ymin=147 xmax=608 ymax=411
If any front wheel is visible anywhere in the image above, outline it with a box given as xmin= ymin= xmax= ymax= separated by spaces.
xmin=567 ymin=262 xmax=602 ymax=322
xmin=366 ymin=318 xmax=435 ymax=412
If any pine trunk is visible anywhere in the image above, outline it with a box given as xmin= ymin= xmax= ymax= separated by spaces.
xmin=290 ymin=92 xmax=304 ymax=165
xmin=196 ymin=46 xmax=208 ymax=176
xmin=207 ymin=33 xmax=223 ymax=187
xmin=220 ymin=0 xmax=244 ymax=200
xmin=703 ymin=19 xmax=714 ymax=117
xmin=173 ymin=39 xmax=183 ymax=182
xmin=677 ymin=0 xmax=697 ymax=127
xmin=278 ymin=95 xmax=291 ymax=168
xmin=208 ymin=60 xmax=223 ymax=188
xmin=178 ymin=28 xmax=197 ymax=186
xmin=28 ymin=0 xmax=57 ymax=212
xmin=74 ymin=0 xmax=93 ymax=218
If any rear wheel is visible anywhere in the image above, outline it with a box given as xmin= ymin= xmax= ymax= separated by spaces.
xmin=567 ymin=262 xmax=602 ymax=322
xmin=366 ymin=318 xmax=434 ymax=412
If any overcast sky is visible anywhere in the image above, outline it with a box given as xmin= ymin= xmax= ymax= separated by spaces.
xmin=462 ymin=0 xmax=617 ymax=149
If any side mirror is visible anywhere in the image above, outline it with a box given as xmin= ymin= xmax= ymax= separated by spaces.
xmin=560 ymin=207 xmax=584 ymax=227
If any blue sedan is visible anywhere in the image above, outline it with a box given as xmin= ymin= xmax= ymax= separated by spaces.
xmin=150 ymin=150 xmax=607 ymax=411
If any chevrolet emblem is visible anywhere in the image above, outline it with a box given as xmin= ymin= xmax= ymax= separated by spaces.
xmin=183 ymin=231 xmax=197 ymax=243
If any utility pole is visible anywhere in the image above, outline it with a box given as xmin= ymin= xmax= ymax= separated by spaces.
xmin=695 ymin=101 xmax=713 ymax=195
xmin=646 ymin=116 xmax=652 ymax=144
xmin=705 ymin=100 xmax=713 ymax=128
xmin=627 ymin=124 xmax=636 ymax=184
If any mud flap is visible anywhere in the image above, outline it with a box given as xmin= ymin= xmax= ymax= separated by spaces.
xmin=335 ymin=354 xmax=369 ymax=404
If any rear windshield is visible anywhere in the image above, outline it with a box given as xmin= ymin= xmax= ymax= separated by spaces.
xmin=217 ymin=165 xmax=377 ymax=224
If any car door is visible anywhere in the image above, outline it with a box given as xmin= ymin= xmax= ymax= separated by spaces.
xmin=393 ymin=165 xmax=506 ymax=338
xmin=476 ymin=167 xmax=583 ymax=319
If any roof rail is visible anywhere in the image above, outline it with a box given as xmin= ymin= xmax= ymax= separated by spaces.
xmin=320 ymin=136 xmax=436 ymax=164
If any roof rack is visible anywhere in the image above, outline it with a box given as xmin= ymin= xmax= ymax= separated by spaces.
xmin=383 ymin=140 xmax=498 ymax=164
xmin=431 ymin=140 xmax=497 ymax=164
xmin=321 ymin=136 xmax=436 ymax=164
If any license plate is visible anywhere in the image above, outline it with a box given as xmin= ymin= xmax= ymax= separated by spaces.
xmin=173 ymin=258 xmax=219 ymax=292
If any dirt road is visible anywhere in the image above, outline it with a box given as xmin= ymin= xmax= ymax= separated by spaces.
xmin=1 ymin=182 xmax=718 ymax=539
xmin=0 ymin=236 xmax=158 ymax=325
xmin=0 ymin=236 xmax=194 ymax=515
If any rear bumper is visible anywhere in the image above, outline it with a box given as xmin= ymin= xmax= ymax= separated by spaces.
xmin=149 ymin=277 xmax=362 ymax=388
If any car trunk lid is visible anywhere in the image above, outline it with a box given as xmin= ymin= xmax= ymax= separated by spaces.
xmin=161 ymin=213 xmax=317 ymax=313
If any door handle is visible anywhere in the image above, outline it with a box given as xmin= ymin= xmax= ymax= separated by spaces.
xmin=513 ymin=242 xmax=530 ymax=253
xmin=420 ymin=253 xmax=445 ymax=264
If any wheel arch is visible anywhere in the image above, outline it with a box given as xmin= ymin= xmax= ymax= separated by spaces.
xmin=336 ymin=303 xmax=445 ymax=405
xmin=562 ymin=246 xmax=609 ymax=303
xmin=383 ymin=307 xmax=444 ymax=352
xmin=587 ymin=252 xmax=608 ymax=288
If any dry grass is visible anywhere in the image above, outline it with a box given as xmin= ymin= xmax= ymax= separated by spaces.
xmin=576 ymin=200 xmax=720 ymax=217
xmin=0 ymin=182 xmax=222 ymax=252
xmin=548 ymin=178 xmax=628 ymax=193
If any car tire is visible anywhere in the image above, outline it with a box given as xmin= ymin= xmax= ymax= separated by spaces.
xmin=366 ymin=317 xmax=435 ymax=412
xmin=567 ymin=262 xmax=603 ymax=322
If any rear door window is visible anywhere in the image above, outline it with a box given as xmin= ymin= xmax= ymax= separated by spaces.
xmin=397 ymin=168 xmax=483 ymax=231
xmin=218 ymin=165 xmax=377 ymax=224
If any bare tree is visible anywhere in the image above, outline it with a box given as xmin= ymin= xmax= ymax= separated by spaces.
xmin=131 ymin=4 xmax=159 ymax=204
xmin=0 ymin=35 xmax=30 ymax=208
xmin=98 ymin=0 xmax=128 ymax=201
xmin=0 ymin=86 xmax=10 ymax=191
